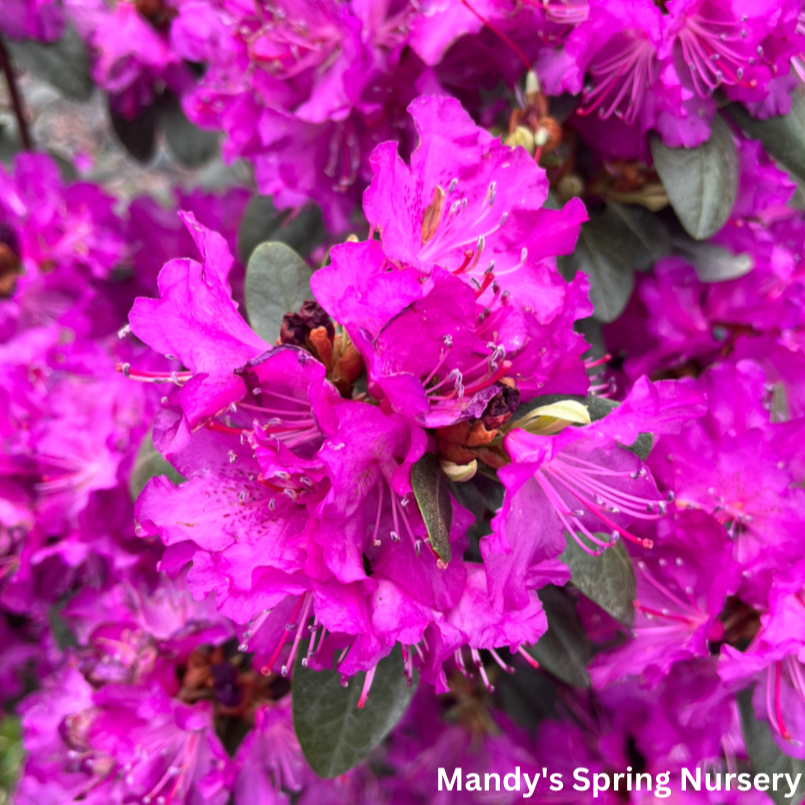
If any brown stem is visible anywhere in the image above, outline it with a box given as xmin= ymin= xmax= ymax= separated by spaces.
xmin=0 ymin=36 xmax=32 ymax=151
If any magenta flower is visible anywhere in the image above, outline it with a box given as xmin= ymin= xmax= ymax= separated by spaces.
xmin=719 ymin=558 xmax=805 ymax=757
xmin=18 ymin=670 xmax=231 ymax=805
xmin=313 ymin=95 xmax=593 ymax=410
xmin=649 ymin=360 xmax=805 ymax=609
xmin=664 ymin=0 xmax=798 ymax=107
xmin=588 ymin=509 xmax=741 ymax=688
xmin=128 ymin=213 xmax=270 ymax=446
xmin=66 ymin=0 xmax=192 ymax=119
xmin=128 ymin=187 xmax=250 ymax=301
xmin=362 ymin=96 xmax=587 ymax=309
xmin=0 ymin=0 xmax=64 ymax=41
xmin=483 ymin=376 xmax=706 ymax=612
xmin=232 ymin=697 xmax=305 ymax=804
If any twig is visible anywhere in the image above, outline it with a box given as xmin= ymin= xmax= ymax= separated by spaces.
xmin=0 ymin=35 xmax=32 ymax=151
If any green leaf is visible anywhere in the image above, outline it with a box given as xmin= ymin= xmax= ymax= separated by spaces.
xmin=672 ymin=237 xmax=754 ymax=283
xmin=130 ymin=431 xmax=183 ymax=501
xmin=496 ymin=666 xmax=559 ymax=730
xmin=586 ymin=395 xmax=618 ymax=422
xmin=238 ymin=196 xmax=280 ymax=263
xmin=158 ymin=91 xmax=219 ymax=168
xmin=738 ymin=687 xmax=805 ymax=805
xmin=0 ymin=123 xmax=22 ymax=167
xmin=48 ymin=604 xmax=78 ymax=651
xmin=411 ymin=453 xmax=452 ymax=565
xmin=770 ymin=383 xmax=789 ymax=424
xmin=0 ymin=716 xmax=23 ymax=798
xmin=561 ymin=533 xmax=636 ymax=627
xmin=727 ymin=92 xmax=805 ymax=184
xmin=584 ymin=396 xmax=654 ymax=459
xmin=109 ymin=99 xmax=157 ymax=164
xmin=621 ymin=432 xmax=654 ymax=462
xmin=526 ymin=585 xmax=593 ymax=687
xmin=47 ymin=151 xmax=78 ymax=182
xmin=7 ymin=22 xmax=93 ymax=100
xmin=244 ymin=241 xmax=313 ymax=343
xmin=293 ymin=644 xmax=416 ymax=778
xmin=650 ymin=113 xmax=738 ymax=241
xmin=559 ymin=216 xmax=636 ymax=323
xmin=602 ymin=202 xmax=672 ymax=272
xmin=237 ymin=195 xmax=325 ymax=264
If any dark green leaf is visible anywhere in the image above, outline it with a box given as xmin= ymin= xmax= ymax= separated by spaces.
xmin=48 ymin=605 xmax=78 ymax=651
xmin=727 ymin=92 xmax=805 ymax=184
xmin=496 ymin=665 xmax=558 ymax=730
xmin=621 ymin=432 xmax=654 ymax=461
xmin=48 ymin=151 xmax=78 ymax=182
xmin=576 ymin=316 xmax=607 ymax=359
xmin=411 ymin=453 xmax=452 ymax=565
xmin=7 ymin=23 xmax=92 ymax=100
xmin=0 ymin=716 xmax=23 ymax=796
xmin=130 ymin=431 xmax=183 ymax=501
xmin=526 ymin=585 xmax=593 ymax=687
xmin=238 ymin=196 xmax=280 ymax=263
xmin=584 ymin=396 xmax=653 ymax=459
xmin=586 ymin=395 xmax=618 ymax=422
xmin=602 ymin=202 xmax=672 ymax=272
xmin=244 ymin=241 xmax=313 ymax=343
xmin=109 ymin=99 xmax=157 ymax=164
xmin=471 ymin=473 xmax=506 ymax=514
xmin=293 ymin=644 xmax=416 ymax=778
xmin=770 ymin=383 xmax=789 ymax=424
xmin=650 ymin=113 xmax=738 ymax=240
xmin=0 ymin=123 xmax=22 ymax=167
xmin=561 ymin=533 xmax=636 ymax=626
xmin=158 ymin=90 xmax=218 ymax=167
xmin=738 ymin=687 xmax=805 ymax=805
xmin=446 ymin=479 xmax=485 ymax=523
xmin=237 ymin=195 xmax=325 ymax=264
xmin=559 ymin=217 xmax=636 ymax=323
xmin=672 ymin=237 xmax=753 ymax=283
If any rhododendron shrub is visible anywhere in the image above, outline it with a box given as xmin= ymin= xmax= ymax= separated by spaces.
xmin=4 ymin=0 xmax=805 ymax=802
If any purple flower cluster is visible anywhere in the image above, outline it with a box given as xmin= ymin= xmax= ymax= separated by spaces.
xmin=0 ymin=154 xmax=288 ymax=801
xmin=5 ymin=0 xmax=805 ymax=801
xmin=129 ymin=96 xmax=687 ymax=704
xmin=33 ymin=0 xmax=802 ymax=224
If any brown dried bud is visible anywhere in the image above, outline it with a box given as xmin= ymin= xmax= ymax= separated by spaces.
xmin=280 ymin=301 xmax=335 ymax=348
xmin=0 ymin=243 xmax=22 ymax=298
xmin=481 ymin=385 xmax=521 ymax=430
xmin=135 ymin=0 xmax=176 ymax=29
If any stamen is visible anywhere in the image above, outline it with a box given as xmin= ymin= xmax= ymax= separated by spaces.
xmin=488 ymin=647 xmax=515 ymax=674
xmin=471 ymin=648 xmax=495 ymax=692
xmin=357 ymin=665 xmax=377 ymax=708
xmin=518 ymin=646 xmax=539 ymax=669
